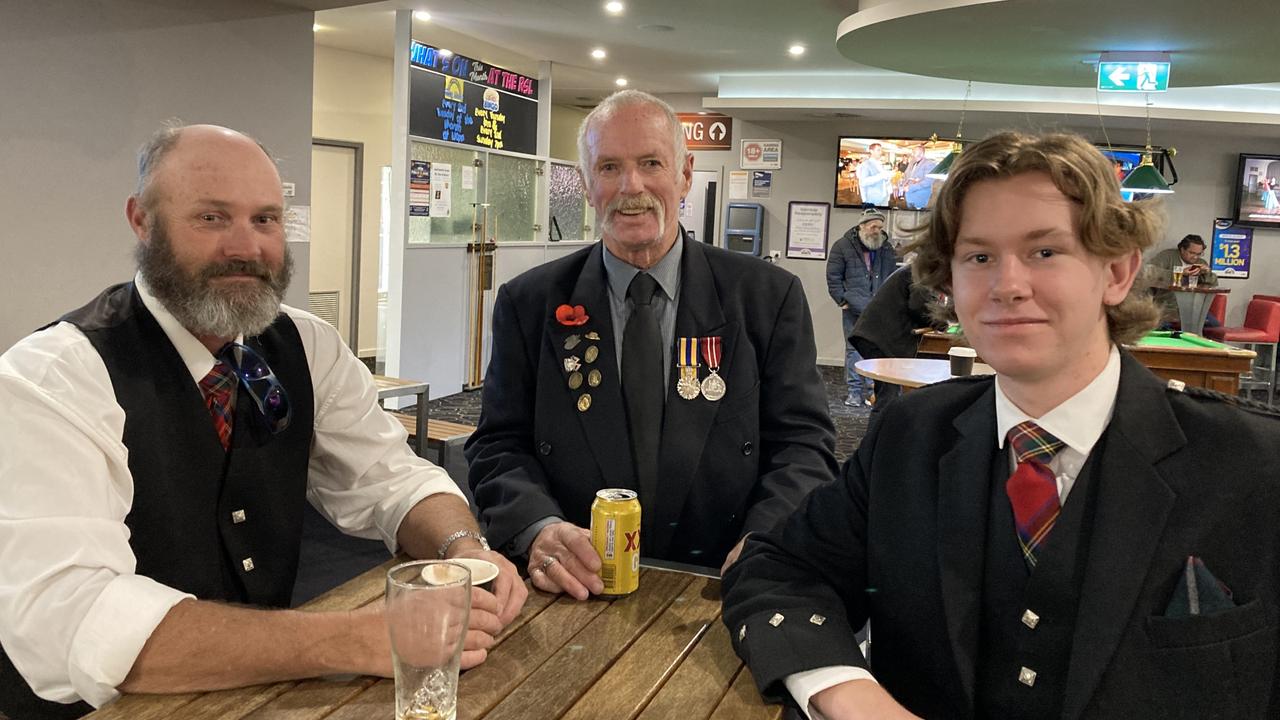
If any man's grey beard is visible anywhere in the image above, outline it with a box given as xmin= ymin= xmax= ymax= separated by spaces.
xmin=860 ymin=229 xmax=887 ymax=249
xmin=599 ymin=192 xmax=666 ymax=244
xmin=136 ymin=218 xmax=293 ymax=339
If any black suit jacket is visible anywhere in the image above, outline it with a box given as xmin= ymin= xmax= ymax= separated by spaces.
xmin=723 ymin=353 xmax=1280 ymax=718
xmin=465 ymin=236 xmax=837 ymax=567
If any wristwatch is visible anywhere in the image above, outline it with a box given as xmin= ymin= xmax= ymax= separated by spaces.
xmin=437 ymin=529 xmax=490 ymax=559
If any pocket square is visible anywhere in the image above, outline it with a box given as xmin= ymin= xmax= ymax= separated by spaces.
xmin=1163 ymin=556 xmax=1236 ymax=618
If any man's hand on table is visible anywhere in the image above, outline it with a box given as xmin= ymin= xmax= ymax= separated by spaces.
xmin=451 ymin=546 xmax=528 ymax=625
xmin=528 ymin=521 xmax=603 ymax=600
xmin=811 ymin=679 xmax=921 ymax=720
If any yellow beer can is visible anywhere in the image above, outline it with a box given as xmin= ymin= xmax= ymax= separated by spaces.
xmin=590 ymin=488 xmax=641 ymax=595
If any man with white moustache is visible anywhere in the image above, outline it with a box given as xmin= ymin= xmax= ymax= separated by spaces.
xmin=467 ymin=90 xmax=837 ymax=596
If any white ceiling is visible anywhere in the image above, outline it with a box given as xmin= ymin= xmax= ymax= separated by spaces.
xmin=312 ymin=0 xmax=1280 ymax=125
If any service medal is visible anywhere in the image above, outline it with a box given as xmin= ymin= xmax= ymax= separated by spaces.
xmin=699 ymin=336 xmax=726 ymax=401
xmin=676 ymin=337 xmax=701 ymax=400
xmin=677 ymin=366 xmax=701 ymax=400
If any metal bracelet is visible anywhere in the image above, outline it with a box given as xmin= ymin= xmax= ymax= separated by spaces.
xmin=437 ymin=529 xmax=490 ymax=559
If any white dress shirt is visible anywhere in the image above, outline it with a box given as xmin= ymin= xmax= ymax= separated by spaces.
xmin=0 ymin=277 xmax=463 ymax=709
xmin=784 ymin=347 xmax=1121 ymax=719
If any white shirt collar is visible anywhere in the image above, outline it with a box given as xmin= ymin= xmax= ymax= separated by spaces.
xmin=994 ymin=345 xmax=1121 ymax=457
xmin=134 ymin=273 xmax=244 ymax=384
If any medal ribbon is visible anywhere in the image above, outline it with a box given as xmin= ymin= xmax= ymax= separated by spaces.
xmin=679 ymin=337 xmax=699 ymax=367
xmin=700 ymin=336 xmax=722 ymax=370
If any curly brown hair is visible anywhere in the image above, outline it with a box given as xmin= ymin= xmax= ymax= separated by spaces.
xmin=904 ymin=131 xmax=1164 ymax=345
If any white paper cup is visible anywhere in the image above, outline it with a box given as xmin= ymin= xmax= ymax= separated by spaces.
xmin=443 ymin=557 xmax=500 ymax=593
xmin=948 ymin=346 xmax=977 ymax=376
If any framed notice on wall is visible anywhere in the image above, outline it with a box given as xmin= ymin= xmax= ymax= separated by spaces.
xmin=786 ymin=201 xmax=830 ymax=260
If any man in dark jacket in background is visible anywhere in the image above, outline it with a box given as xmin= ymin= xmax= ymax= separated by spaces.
xmin=826 ymin=208 xmax=899 ymax=406
xmin=851 ymin=265 xmax=942 ymax=415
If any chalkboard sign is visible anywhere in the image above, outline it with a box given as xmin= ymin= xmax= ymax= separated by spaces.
xmin=409 ymin=42 xmax=539 ymax=155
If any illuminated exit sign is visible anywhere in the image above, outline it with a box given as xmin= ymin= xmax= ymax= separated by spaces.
xmin=1097 ymin=54 xmax=1171 ymax=92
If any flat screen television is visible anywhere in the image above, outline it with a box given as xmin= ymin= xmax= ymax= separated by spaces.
xmin=835 ymin=137 xmax=953 ymax=210
xmin=1232 ymin=153 xmax=1280 ymax=228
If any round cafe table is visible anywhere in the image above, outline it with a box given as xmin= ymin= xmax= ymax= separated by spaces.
xmin=855 ymin=357 xmax=995 ymax=390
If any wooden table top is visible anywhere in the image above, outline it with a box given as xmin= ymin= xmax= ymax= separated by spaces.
xmin=83 ymin=561 xmax=778 ymax=720
xmin=855 ymin=357 xmax=995 ymax=389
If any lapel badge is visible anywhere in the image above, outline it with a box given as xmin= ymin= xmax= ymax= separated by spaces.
xmin=585 ymin=331 xmax=601 ymax=340
xmin=564 ymin=334 xmax=582 ymax=351
xmin=555 ymin=304 xmax=589 ymax=327
xmin=564 ymin=356 xmax=582 ymax=373
xmin=568 ymin=371 xmax=584 ymax=390
xmin=588 ymin=368 xmax=603 ymax=387
xmin=676 ymin=337 xmax=701 ymax=400
xmin=584 ymin=345 xmax=599 ymax=364
xmin=577 ymin=393 xmax=592 ymax=412
xmin=699 ymin=336 xmax=726 ymax=401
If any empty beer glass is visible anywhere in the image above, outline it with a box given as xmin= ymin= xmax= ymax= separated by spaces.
xmin=386 ymin=560 xmax=471 ymax=720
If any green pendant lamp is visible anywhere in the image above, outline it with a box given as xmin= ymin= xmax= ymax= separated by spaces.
xmin=1121 ymin=95 xmax=1174 ymax=194
xmin=927 ymin=81 xmax=971 ymax=181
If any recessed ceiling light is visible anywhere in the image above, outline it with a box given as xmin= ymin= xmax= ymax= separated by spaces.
xmin=788 ymin=44 xmax=806 ymax=56
xmin=615 ymin=77 xmax=628 ymax=87
xmin=605 ymin=1 xmax=624 ymax=14
xmin=591 ymin=48 xmax=607 ymax=60
xmin=439 ymin=48 xmax=454 ymax=57
xmin=413 ymin=10 xmax=431 ymax=22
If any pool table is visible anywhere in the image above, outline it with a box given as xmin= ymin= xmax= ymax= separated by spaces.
xmin=916 ymin=328 xmax=1256 ymax=394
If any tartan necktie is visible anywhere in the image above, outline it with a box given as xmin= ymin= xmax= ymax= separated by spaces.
xmin=1005 ymin=421 xmax=1066 ymax=570
xmin=199 ymin=360 xmax=236 ymax=451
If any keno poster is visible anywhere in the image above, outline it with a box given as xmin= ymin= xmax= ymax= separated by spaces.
xmin=786 ymin=201 xmax=831 ymax=260
xmin=741 ymin=139 xmax=782 ymax=170
xmin=1211 ymin=218 xmax=1253 ymax=279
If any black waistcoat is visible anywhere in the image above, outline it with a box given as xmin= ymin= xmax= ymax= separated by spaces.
xmin=975 ymin=438 xmax=1105 ymax=720
xmin=0 ymin=283 xmax=314 ymax=720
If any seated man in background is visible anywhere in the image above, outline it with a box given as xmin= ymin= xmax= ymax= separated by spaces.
xmin=0 ymin=124 xmax=525 ymax=720
xmin=1144 ymin=233 xmax=1219 ymax=328
xmin=849 ymin=265 xmax=944 ymax=415
xmin=466 ymin=90 xmax=837 ymax=599
xmin=723 ymin=131 xmax=1280 ymax=719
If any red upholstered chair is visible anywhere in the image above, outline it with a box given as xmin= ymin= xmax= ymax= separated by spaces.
xmin=1205 ymin=299 xmax=1280 ymax=405
xmin=1253 ymin=294 xmax=1280 ymax=304
xmin=1208 ymin=294 xmax=1227 ymax=326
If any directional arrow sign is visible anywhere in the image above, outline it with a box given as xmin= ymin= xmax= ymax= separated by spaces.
xmin=1098 ymin=61 xmax=1170 ymax=92
xmin=677 ymin=113 xmax=733 ymax=149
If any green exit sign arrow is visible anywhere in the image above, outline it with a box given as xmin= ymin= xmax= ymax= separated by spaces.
xmin=1097 ymin=57 xmax=1171 ymax=92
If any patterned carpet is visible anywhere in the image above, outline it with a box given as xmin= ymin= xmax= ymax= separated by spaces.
xmin=425 ymin=363 xmax=870 ymax=464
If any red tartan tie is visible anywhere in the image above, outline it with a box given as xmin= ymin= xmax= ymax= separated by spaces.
xmin=1005 ymin=421 xmax=1065 ymax=569
xmin=199 ymin=360 xmax=236 ymax=451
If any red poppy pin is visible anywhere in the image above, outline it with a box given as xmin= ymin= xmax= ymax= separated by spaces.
xmin=555 ymin=304 xmax=589 ymax=326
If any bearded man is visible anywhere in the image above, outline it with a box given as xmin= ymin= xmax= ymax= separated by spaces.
xmin=466 ymin=90 xmax=836 ymax=596
xmin=826 ymin=209 xmax=900 ymax=406
xmin=0 ymin=124 xmax=525 ymax=720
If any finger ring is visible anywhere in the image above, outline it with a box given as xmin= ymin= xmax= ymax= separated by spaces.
xmin=540 ymin=555 xmax=559 ymax=572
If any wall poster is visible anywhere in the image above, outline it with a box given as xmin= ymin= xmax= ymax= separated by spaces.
xmin=786 ymin=201 xmax=831 ymax=260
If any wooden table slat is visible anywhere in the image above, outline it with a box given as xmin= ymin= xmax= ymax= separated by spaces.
xmin=298 ymin=558 xmax=398 ymax=612
xmin=477 ymin=570 xmax=693 ymax=720
xmin=708 ymin=667 xmax=782 ymax=720
xmin=239 ymin=676 xmax=375 ymax=720
xmin=635 ymin=621 xmax=743 ymax=720
xmin=559 ymin=576 xmax=723 ymax=720
xmin=80 ymin=692 xmax=199 ymax=719
xmin=455 ymin=591 xmax=613 ymax=719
